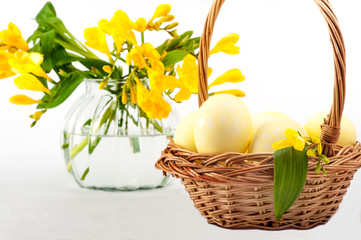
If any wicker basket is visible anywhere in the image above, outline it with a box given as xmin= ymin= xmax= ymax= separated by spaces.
xmin=156 ymin=0 xmax=361 ymax=230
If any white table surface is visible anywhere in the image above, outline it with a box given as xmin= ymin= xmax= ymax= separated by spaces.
xmin=1 ymin=160 xmax=360 ymax=240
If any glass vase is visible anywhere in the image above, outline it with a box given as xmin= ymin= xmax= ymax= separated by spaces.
xmin=62 ymin=79 xmax=179 ymax=191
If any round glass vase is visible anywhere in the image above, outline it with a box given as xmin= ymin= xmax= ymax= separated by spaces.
xmin=62 ymin=79 xmax=179 ymax=191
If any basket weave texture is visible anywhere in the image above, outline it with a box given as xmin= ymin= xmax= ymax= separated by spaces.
xmin=156 ymin=0 xmax=361 ymax=229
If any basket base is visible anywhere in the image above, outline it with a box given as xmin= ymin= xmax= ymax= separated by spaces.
xmin=180 ymin=174 xmax=352 ymax=230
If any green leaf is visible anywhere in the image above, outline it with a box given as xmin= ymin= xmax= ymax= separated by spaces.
xmin=36 ymin=2 xmax=57 ymax=21
xmin=162 ymin=49 xmax=189 ymax=68
xmin=316 ymin=161 xmax=321 ymax=174
xmin=273 ymin=147 xmax=308 ymax=221
xmin=319 ymin=154 xmax=330 ymax=164
xmin=39 ymin=30 xmax=56 ymax=72
xmin=38 ymin=71 xmax=85 ymax=109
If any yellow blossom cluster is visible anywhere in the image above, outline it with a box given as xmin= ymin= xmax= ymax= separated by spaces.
xmin=0 ymin=23 xmax=51 ymax=122
xmin=83 ymin=5 xmax=182 ymax=120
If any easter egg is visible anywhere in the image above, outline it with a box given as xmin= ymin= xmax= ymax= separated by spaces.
xmin=194 ymin=94 xmax=252 ymax=154
xmin=248 ymin=118 xmax=307 ymax=153
xmin=174 ymin=111 xmax=198 ymax=152
xmin=252 ymin=111 xmax=289 ymax=137
xmin=304 ymin=111 xmax=356 ymax=146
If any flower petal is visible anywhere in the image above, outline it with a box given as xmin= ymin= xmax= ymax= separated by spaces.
xmin=9 ymin=94 xmax=41 ymax=105
xmin=209 ymin=33 xmax=240 ymax=55
xmin=0 ymin=22 xmax=29 ymax=51
xmin=134 ymin=18 xmax=147 ymax=32
xmin=272 ymin=139 xmax=292 ymax=150
xmin=14 ymin=74 xmax=50 ymax=93
xmin=152 ymin=4 xmax=171 ymax=19
xmin=293 ymin=136 xmax=306 ymax=151
xmin=208 ymin=69 xmax=245 ymax=88
xmin=285 ymin=128 xmax=300 ymax=140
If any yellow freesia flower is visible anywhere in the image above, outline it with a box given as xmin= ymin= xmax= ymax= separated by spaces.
xmin=148 ymin=68 xmax=178 ymax=92
xmin=126 ymin=46 xmax=146 ymax=68
xmin=0 ymin=23 xmax=29 ymax=51
xmin=209 ymin=33 xmax=240 ymax=55
xmin=14 ymin=74 xmax=50 ymax=93
xmin=175 ymin=54 xmax=212 ymax=101
xmin=122 ymin=90 xmax=128 ymax=104
xmin=98 ymin=10 xmax=137 ymax=52
xmin=102 ymin=65 xmax=112 ymax=73
xmin=32 ymin=111 xmax=43 ymax=121
xmin=130 ymin=85 xmax=137 ymax=104
xmin=9 ymin=94 xmax=41 ymax=105
xmin=272 ymin=129 xmax=306 ymax=151
xmin=134 ymin=18 xmax=147 ymax=32
xmin=150 ymin=60 xmax=165 ymax=72
xmin=136 ymin=78 xmax=171 ymax=120
xmin=214 ymin=89 xmax=245 ymax=97
xmin=126 ymin=43 xmax=160 ymax=69
xmin=84 ymin=27 xmax=111 ymax=58
xmin=0 ymin=50 xmax=15 ymax=79
xmin=9 ymin=51 xmax=50 ymax=80
xmin=208 ymin=69 xmax=245 ymax=88
xmin=152 ymin=4 xmax=171 ymax=19
xmin=147 ymin=4 xmax=172 ymax=30
xmin=142 ymin=43 xmax=160 ymax=61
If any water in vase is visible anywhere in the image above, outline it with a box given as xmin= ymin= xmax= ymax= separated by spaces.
xmin=63 ymin=132 xmax=171 ymax=191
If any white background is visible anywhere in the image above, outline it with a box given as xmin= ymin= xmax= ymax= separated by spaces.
xmin=0 ymin=0 xmax=361 ymax=239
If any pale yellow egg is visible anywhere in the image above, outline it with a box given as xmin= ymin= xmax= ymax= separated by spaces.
xmin=248 ymin=118 xmax=307 ymax=153
xmin=194 ymin=94 xmax=252 ymax=154
xmin=252 ymin=111 xmax=289 ymax=137
xmin=174 ymin=111 xmax=199 ymax=152
xmin=304 ymin=111 xmax=356 ymax=146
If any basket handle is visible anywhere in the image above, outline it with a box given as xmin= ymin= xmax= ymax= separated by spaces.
xmin=197 ymin=0 xmax=346 ymax=157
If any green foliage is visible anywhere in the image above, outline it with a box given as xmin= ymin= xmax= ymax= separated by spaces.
xmin=38 ymin=71 xmax=85 ymax=109
xmin=273 ymin=147 xmax=308 ymax=221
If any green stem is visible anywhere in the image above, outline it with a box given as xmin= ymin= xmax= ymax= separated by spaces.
xmin=141 ymin=32 xmax=145 ymax=44
xmin=70 ymin=136 xmax=89 ymax=160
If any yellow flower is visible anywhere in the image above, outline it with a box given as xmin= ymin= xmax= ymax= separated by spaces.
xmin=98 ymin=10 xmax=137 ymax=52
xmin=142 ymin=43 xmax=160 ymax=61
xmin=84 ymin=27 xmax=111 ymax=58
xmin=0 ymin=50 xmax=15 ymax=79
xmin=147 ymin=4 xmax=172 ymax=30
xmin=174 ymin=54 xmax=212 ymax=101
xmin=209 ymin=33 xmax=240 ymax=55
xmin=126 ymin=43 xmax=160 ymax=69
xmin=126 ymin=46 xmax=146 ymax=68
xmin=134 ymin=18 xmax=147 ymax=32
xmin=8 ymin=51 xmax=50 ymax=80
xmin=136 ymin=78 xmax=171 ymax=120
xmin=312 ymin=137 xmax=323 ymax=154
xmin=272 ymin=129 xmax=306 ymax=151
xmin=99 ymin=80 xmax=108 ymax=90
xmin=208 ymin=69 xmax=245 ymax=88
xmin=214 ymin=89 xmax=245 ymax=97
xmin=0 ymin=23 xmax=29 ymax=51
xmin=14 ymin=74 xmax=50 ymax=93
xmin=9 ymin=94 xmax=41 ymax=105
xmin=152 ymin=4 xmax=171 ymax=19
xmin=148 ymin=68 xmax=178 ymax=92
xmin=32 ymin=111 xmax=43 ymax=121
xmin=122 ymin=90 xmax=128 ymax=104
xmin=102 ymin=65 xmax=112 ymax=73
xmin=150 ymin=60 xmax=165 ymax=72
xmin=130 ymin=85 xmax=137 ymax=104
